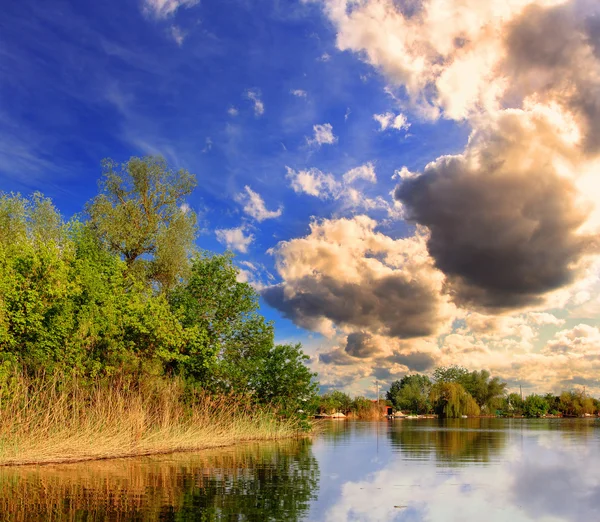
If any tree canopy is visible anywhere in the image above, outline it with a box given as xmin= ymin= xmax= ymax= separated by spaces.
xmin=0 ymin=156 xmax=318 ymax=417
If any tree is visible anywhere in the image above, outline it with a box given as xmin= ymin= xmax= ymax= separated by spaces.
xmin=254 ymin=343 xmax=318 ymax=416
xmin=386 ymin=374 xmax=432 ymax=414
xmin=430 ymin=382 xmax=480 ymax=418
xmin=559 ymin=390 xmax=595 ymax=416
xmin=169 ymin=252 xmax=272 ymax=384
xmin=523 ymin=394 xmax=549 ymax=417
xmin=433 ymin=366 xmax=506 ymax=412
xmin=433 ymin=365 xmax=470 ymax=384
xmin=319 ymin=391 xmax=353 ymax=414
xmin=87 ymin=156 xmax=197 ymax=291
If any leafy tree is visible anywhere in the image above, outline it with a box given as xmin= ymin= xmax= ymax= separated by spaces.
xmin=169 ymin=252 xmax=272 ymax=384
xmin=386 ymin=374 xmax=432 ymax=414
xmin=254 ymin=343 xmax=318 ymax=416
xmin=523 ymin=394 xmax=549 ymax=417
xmin=87 ymin=156 xmax=197 ymax=291
xmin=430 ymin=382 xmax=480 ymax=418
xmin=433 ymin=366 xmax=506 ymax=412
xmin=559 ymin=390 xmax=595 ymax=416
xmin=433 ymin=365 xmax=470 ymax=384
xmin=319 ymin=390 xmax=353 ymax=414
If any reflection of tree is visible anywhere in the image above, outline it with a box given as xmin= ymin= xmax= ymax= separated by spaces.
xmin=389 ymin=419 xmax=507 ymax=465
xmin=0 ymin=440 xmax=319 ymax=521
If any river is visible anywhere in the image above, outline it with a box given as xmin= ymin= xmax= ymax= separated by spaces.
xmin=1 ymin=418 xmax=598 ymax=521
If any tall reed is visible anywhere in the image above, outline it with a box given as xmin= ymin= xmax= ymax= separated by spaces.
xmin=0 ymin=372 xmax=304 ymax=466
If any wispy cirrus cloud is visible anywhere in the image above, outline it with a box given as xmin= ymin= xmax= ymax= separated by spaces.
xmin=235 ymin=186 xmax=283 ymax=222
xmin=245 ymin=89 xmax=264 ymax=116
xmin=142 ymin=0 xmax=199 ymax=19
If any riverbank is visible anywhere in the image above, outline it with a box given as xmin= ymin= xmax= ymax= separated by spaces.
xmin=0 ymin=374 xmax=307 ymax=467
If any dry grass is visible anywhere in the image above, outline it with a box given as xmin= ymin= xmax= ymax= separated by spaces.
xmin=0 ymin=373 xmax=305 ymax=466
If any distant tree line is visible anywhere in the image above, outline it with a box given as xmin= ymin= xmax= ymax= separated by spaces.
xmin=317 ymin=366 xmax=599 ymax=419
xmin=0 ymin=156 xmax=318 ymax=417
xmin=385 ymin=366 xmax=598 ymax=418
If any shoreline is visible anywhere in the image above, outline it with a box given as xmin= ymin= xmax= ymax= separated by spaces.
xmin=0 ymin=432 xmax=308 ymax=468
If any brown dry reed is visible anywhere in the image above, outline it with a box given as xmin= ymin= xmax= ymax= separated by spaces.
xmin=0 ymin=372 xmax=304 ymax=466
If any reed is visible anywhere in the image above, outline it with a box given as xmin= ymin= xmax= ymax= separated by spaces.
xmin=0 ymin=373 xmax=304 ymax=466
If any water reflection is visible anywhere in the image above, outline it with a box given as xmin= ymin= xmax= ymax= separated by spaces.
xmin=0 ymin=439 xmax=319 ymax=521
xmin=2 ymin=420 xmax=600 ymax=521
xmin=389 ymin=418 xmax=507 ymax=464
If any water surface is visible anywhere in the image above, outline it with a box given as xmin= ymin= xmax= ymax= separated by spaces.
xmin=1 ymin=418 xmax=598 ymax=521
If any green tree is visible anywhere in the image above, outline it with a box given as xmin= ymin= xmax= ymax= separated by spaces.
xmin=430 ymin=382 xmax=480 ymax=418
xmin=433 ymin=366 xmax=506 ymax=412
xmin=319 ymin=390 xmax=353 ymax=414
xmin=386 ymin=374 xmax=432 ymax=414
xmin=523 ymin=394 xmax=549 ymax=417
xmin=254 ymin=343 xmax=318 ymax=416
xmin=169 ymin=252 xmax=271 ymax=384
xmin=87 ymin=156 xmax=197 ymax=291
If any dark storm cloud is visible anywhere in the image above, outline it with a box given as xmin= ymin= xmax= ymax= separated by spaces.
xmin=385 ymin=351 xmax=436 ymax=372
xmin=345 ymin=333 xmax=380 ymax=358
xmin=503 ymin=1 xmax=600 ymax=153
xmin=262 ymin=273 xmax=443 ymax=338
xmin=395 ymin=111 xmax=598 ymax=310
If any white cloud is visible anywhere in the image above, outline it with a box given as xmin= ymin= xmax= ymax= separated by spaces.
xmin=215 ymin=226 xmax=254 ymax=253
xmin=235 ymin=186 xmax=283 ymax=222
xmin=307 ymin=123 xmax=337 ymax=147
xmin=286 ymin=167 xmax=340 ymax=199
xmin=343 ymin=162 xmax=376 ymax=184
xmin=290 ymin=89 xmax=307 ymax=98
xmin=318 ymin=52 xmax=331 ymax=62
xmin=373 ymin=111 xmax=410 ymax=131
xmin=170 ymin=25 xmax=186 ymax=46
xmin=286 ymin=164 xmax=397 ymax=216
xmin=142 ymin=0 xmax=199 ymax=19
xmin=201 ymin=137 xmax=212 ymax=153
xmin=227 ymin=106 xmax=239 ymax=117
xmin=245 ymin=89 xmax=264 ymax=116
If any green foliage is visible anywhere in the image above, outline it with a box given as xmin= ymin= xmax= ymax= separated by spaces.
xmin=433 ymin=366 xmax=506 ymax=412
xmin=386 ymin=374 xmax=432 ymax=414
xmin=523 ymin=394 xmax=549 ymax=417
xmin=559 ymin=390 xmax=595 ymax=416
xmin=430 ymin=382 xmax=481 ymax=418
xmin=318 ymin=390 xmax=353 ymax=414
xmin=0 ymin=158 xmax=319 ymax=419
xmin=87 ymin=156 xmax=197 ymax=292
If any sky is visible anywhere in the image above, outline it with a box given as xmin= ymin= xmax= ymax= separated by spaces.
xmin=1 ymin=0 xmax=600 ymax=396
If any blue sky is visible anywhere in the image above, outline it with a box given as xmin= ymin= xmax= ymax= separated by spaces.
xmin=2 ymin=0 xmax=600 ymax=395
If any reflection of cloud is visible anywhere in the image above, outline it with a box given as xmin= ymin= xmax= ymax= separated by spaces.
xmin=319 ymin=420 xmax=600 ymax=522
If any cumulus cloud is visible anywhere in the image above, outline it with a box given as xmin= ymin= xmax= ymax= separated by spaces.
xmin=262 ymin=215 xmax=453 ymax=339
xmin=235 ymin=186 xmax=282 ymax=222
xmin=245 ymin=89 xmax=264 ymax=116
xmin=307 ymin=123 xmax=337 ymax=147
xmin=286 ymin=164 xmax=396 ymax=216
xmin=542 ymin=324 xmax=600 ymax=356
xmin=142 ymin=0 xmax=199 ymax=19
xmin=286 ymin=166 xmax=340 ymax=199
xmin=215 ymin=226 xmax=254 ymax=253
xmin=395 ymin=107 xmax=599 ymax=310
xmin=227 ymin=106 xmax=239 ymax=117
xmin=290 ymin=89 xmax=308 ymax=98
xmin=373 ymin=111 xmax=410 ymax=131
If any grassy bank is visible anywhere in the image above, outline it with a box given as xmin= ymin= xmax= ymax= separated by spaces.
xmin=0 ymin=373 xmax=306 ymax=466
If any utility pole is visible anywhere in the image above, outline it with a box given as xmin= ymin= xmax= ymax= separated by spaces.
xmin=520 ymin=384 xmax=523 ymax=402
